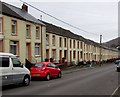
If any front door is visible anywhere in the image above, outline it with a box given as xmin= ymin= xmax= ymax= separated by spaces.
xmin=26 ymin=43 xmax=31 ymax=61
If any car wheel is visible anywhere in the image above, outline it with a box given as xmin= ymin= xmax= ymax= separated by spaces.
xmin=46 ymin=74 xmax=50 ymax=81
xmin=57 ymin=72 xmax=62 ymax=78
xmin=23 ymin=75 xmax=30 ymax=86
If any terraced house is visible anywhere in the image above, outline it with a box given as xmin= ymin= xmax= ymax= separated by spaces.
xmin=0 ymin=1 xmax=118 ymax=65
xmin=43 ymin=21 xmax=118 ymax=64
xmin=0 ymin=2 xmax=46 ymax=63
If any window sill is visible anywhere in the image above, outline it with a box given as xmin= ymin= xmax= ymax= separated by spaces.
xmin=26 ymin=37 xmax=31 ymax=39
xmin=52 ymin=44 xmax=56 ymax=46
xmin=0 ymin=32 xmax=3 ymax=34
xmin=35 ymin=55 xmax=41 ymax=57
xmin=11 ymin=33 xmax=17 ymax=36
xmin=36 ymin=37 xmax=40 ymax=40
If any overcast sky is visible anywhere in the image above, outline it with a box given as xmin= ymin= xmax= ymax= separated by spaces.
xmin=2 ymin=0 xmax=119 ymax=43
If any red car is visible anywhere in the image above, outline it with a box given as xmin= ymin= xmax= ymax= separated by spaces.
xmin=30 ymin=62 xmax=62 ymax=80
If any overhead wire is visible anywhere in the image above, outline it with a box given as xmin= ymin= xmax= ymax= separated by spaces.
xmin=19 ymin=0 xmax=99 ymax=36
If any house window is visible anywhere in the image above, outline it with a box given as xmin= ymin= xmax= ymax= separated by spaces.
xmin=52 ymin=49 xmax=56 ymax=58
xmin=84 ymin=44 xmax=86 ymax=51
xmin=87 ymin=45 xmax=89 ymax=51
xmin=73 ymin=40 xmax=75 ymax=48
xmin=46 ymin=34 xmax=49 ymax=46
xmin=26 ymin=25 xmax=31 ymax=38
xmin=59 ymin=37 xmax=62 ymax=47
xmin=70 ymin=39 xmax=72 ymax=48
xmin=64 ymin=38 xmax=67 ymax=47
xmin=10 ymin=41 xmax=19 ymax=55
xmin=80 ymin=51 xmax=83 ymax=59
xmin=0 ymin=40 xmax=3 ymax=52
xmin=0 ymin=18 xmax=2 ymax=32
xmin=73 ymin=51 xmax=76 ymax=59
xmin=77 ymin=41 xmax=79 ymax=49
xmin=52 ymin=35 xmax=55 ymax=46
xmin=36 ymin=26 xmax=40 ymax=39
xmin=35 ymin=43 xmax=40 ymax=55
xmin=11 ymin=20 xmax=17 ymax=35
xmin=80 ymin=42 xmax=82 ymax=49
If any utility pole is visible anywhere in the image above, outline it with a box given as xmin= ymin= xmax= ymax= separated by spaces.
xmin=40 ymin=15 xmax=43 ymax=62
xmin=99 ymin=35 xmax=102 ymax=66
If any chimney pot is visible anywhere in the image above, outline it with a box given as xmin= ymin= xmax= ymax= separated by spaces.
xmin=22 ymin=4 xmax=28 ymax=12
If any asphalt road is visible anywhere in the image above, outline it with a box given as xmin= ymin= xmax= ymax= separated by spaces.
xmin=2 ymin=63 xmax=119 ymax=95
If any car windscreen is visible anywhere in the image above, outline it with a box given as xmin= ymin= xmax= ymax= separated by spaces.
xmin=34 ymin=63 xmax=44 ymax=68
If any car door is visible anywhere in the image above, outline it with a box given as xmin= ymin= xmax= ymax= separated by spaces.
xmin=50 ymin=63 xmax=58 ymax=76
xmin=46 ymin=63 xmax=54 ymax=76
xmin=1 ymin=56 xmax=13 ymax=86
xmin=11 ymin=57 xmax=24 ymax=84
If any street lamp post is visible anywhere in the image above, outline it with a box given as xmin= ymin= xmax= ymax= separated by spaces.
xmin=100 ymin=35 xmax=102 ymax=66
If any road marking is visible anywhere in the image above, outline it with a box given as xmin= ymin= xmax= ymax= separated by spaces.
xmin=111 ymin=85 xmax=120 ymax=97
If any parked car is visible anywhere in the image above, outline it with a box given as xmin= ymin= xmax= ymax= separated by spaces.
xmin=30 ymin=62 xmax=62 ymax=80
xmin=0 ymin=52 xmax=31 ymax=86
xmin=115 ymin=60 xmax=120 ymax=72
xmin=54 ymin=62 xmax=65 ymax=69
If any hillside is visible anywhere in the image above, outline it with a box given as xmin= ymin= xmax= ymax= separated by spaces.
xmin=104 ymin=37 xmax=120 ymax=48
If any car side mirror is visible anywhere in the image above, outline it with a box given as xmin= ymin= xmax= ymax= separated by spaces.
xmin=21 ymin=64 xmax=24 ymax=68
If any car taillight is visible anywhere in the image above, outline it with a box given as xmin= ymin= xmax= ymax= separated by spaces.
xmin=42 ymin=67 xmax=46 ymax=71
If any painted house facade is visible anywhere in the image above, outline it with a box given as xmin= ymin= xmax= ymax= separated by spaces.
xmin=43 ymin=21 xmax=118 ymax=64
xmin=0 ymin=2 xmax=118 ymax=65
xmin=0 ymin=2 xmax=46 ymax=63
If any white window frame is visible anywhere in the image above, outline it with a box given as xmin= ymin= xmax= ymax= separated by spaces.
xmin=64 ymin=38 xmax=67 ymax=47
xmin=46 ymin=34 xmax=49 ymax=46
xmin=36 ymin=26 xmax=40 ymax=39
xmin=10 ymin=41 xmax=18 ymax=55
xmin=26 ymin=25 xmax=31 ymax=38
xmin=35 ymin=43 xmax=40 ymax=56
xmin=11 ymin=20 xmax=17 ymax=35
xmin=59 ymin=37 xmax=62 ymax=47
xmin=52 ymin=35 xmax=55 ymax=46
xmin=52 ymin=50 xmax=56 ymax=58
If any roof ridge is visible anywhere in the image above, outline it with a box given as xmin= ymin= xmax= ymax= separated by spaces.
xmin=2 ymin=1 xmax=22 ymax=10
xmin=2 ymin=1 xmax=45 ymax=25
xmin=2 ymin=1 xmax=24 ymax=19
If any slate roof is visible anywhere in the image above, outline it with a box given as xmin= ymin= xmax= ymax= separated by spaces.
xmin=42 ymin=21 xmax=118 ymax=51
xmin=42 ymin=21 xmax=87 ymax=42
xmin=1 ymin=1 xmax=45 ymax=26
xmin=42 ymin=21 xmax=100 ymax=46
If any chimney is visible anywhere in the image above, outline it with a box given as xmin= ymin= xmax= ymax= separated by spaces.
xmin=22 ymin=4 xmax=28 ymax=12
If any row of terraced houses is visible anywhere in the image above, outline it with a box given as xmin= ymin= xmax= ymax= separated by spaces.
xmin=0 ymin=2 xmax=118 ymax=64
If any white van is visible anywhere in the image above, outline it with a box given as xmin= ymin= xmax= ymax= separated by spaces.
xmin=0 ymin=53 xmax=31 ymax=86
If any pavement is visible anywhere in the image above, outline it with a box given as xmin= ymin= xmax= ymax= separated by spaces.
xmin=62 ymin=64 xmax=95 ymax=74
xmin=62 ymin=62 xmax=114 ymax=74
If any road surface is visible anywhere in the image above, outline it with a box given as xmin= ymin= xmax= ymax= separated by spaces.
xmin=2 ymin=63 xmax=119 ymax=96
